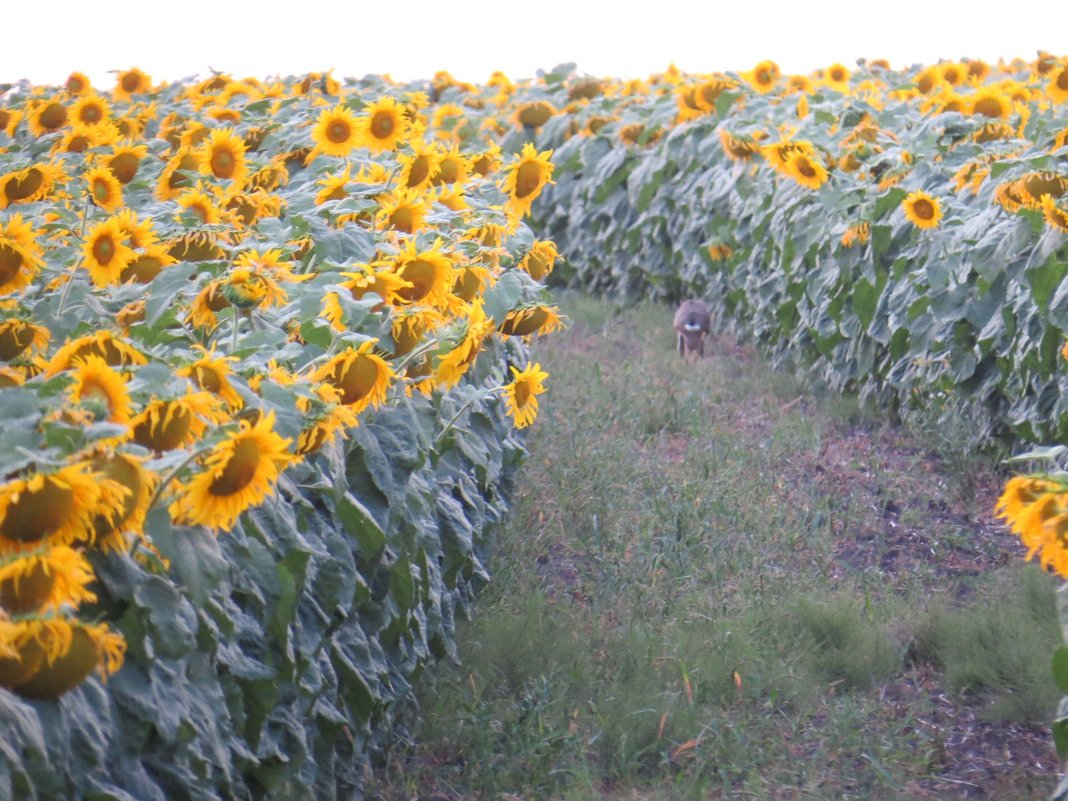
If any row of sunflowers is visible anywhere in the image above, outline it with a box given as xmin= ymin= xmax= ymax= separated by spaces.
xmin=0 ymin=65 xmax=563 ymax=713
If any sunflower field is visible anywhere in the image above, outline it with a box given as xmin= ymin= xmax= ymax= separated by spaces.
xmin=0 ymin=69 xmax=559 ymax=800
xmin=7 ymin=52 xmax=1068 ymax=798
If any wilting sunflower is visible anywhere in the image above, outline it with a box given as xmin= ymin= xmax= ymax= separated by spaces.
xmin=130 ymin=390 xmax=226 ymax=451
xmin=120 ymin=245 xmax=175 ymax=284
xmin=388 ymin=238 xmax=457 ymax=308
xmin=498 ymin=304 xmax=565 ymax=337
xmin=70 ymin=94 xmax=111 ymax=132
xmin=0 ymin=319 xmax=49 ymax=362
xmin=3 ymin=617 xmax=126 ymax=698
xmin=841 ymin=222 xmax=872 ymax=248
xmin=322 ymin=265 xmax=412 ymax=329
xmin=199 ymin=127 xmax=248 ymax=185
xmin=1041 ymin=194 xmax=1068 ymax=233
xmin=112 ymin=67 xmax=152 ymax=102
xmin=176 ymin=345 xmax=243 ymax=409
xmin=376 ymin=189 xmax=430 ymax=235
xmin=0 ymin=108 xmax=22 ymax=138
xmin=0 ymin=462 xmax=126 ymax=550
xmin=155 ymin=147 xmax=199 ymax=201
xmin=512 ymin=100 xmax=556 ymax=129
xmin=517 ymin=240 xmax=559 ymax=282
xmin=1 ymin=163 xmax=67 ymax=208
xmin=83 ymin=216 xmax=135 ymax=287
xmin=471 ymin=141 xmax=502 ymax=177
xmin=0 ymin=214 xmax=45 ymax=295
xmin=46 ymin=331 xmax=147 ymax=376
xmin=295 ymin=385 xmax=358 ymax=455
xmin=502 ymin=362 xmax=548 ymax=429
xmin=707 ymin=242 xmax=733 ymax=261
xmin=169 ymin=412 xmax=295 ymax=532
xmin=435 ymin=299 xmax=495 ymax=388
xmin=502 ymin=144 xmax=555 ymax=218
xmin=84 ymin=166 xmax=124 ymax=212
xmin=90 ymin=452 xmax=156 ymax=551
xmin=996 ymin=478 xmax=1068 ymax=578
xmin=167 ymin=229 xmax=228 ymax=262
xmin=311 ymin=340 xmax=395 ymax=412
xmin=311 ymin=104 xmax=361 ymax=159
xmin=1015 ymin=173 xmax=1068 ymax=208
xmin=359 ymin=96 xmax=410 ymax=152
xmin=0 ymin=545 xmax=96 ymax=615
xmin=452 ymin=264 xmax=491 ymax=302
xmin=176 ymin=187 xmax=224 ymax=224
xmin=66 ymin=355 xmax=133 ymax=426
xmin=901 ymin=190 xmax=943 ymax=229
xmin=784 ymin=151 xmax=830 ymax=190
xmin=719 ymin=130 xmax=763 ymax=162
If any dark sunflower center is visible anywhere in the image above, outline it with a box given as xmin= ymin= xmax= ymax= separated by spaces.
xmin=397 ymin=260 xmax=434 ymax=302
xmin=39 ymin=103 xmax=67 ymax=130
xmin=390 ymin=207 xmax=414 ymax=233
xmin=327 ymin=120 xmax=351 ymax=144
xmin=515 ymin=162 xmax=543 ymax=199
xmin=110 ymin=153 xmax=139 ymax=184
xmin=407 ymin=155 xmax=430 ymax=187
xmin=93 ymin=235 xmax=116 ymax=265
xmin=0 ymin=476 xmax=70 ymax=542
xmin=212 ymin=148 xmax=235 ymax=178
xmin=1059 ymin=70 xmax=1068 ymax=92
xmin=371 ymin=111 xmax=395 ymax=140
xmin=797 ymin=159 xmax=817 ymax=179
xmin=435 ymin=159 xmax=459 ymax=184
xmin=973 ymin=97 xmax=1003 ymax=118
xmin=121 ymin=72 xmax=142 ymax=92
xmin=193 ymin=364 xmax=222 ymax=393
xmin=336 ymin=356 xmax=380 ymax=404
xmin=210 ymin=438 xmax=260 ymax=496
xmin=81 ymin=105 xmax=103 ymax=124
xmin=913 ymin=199 xmax=934 ymax=220
xmin=92 ymin=178 xmax=111 ymax=203
xmin=6 ymin=169 xmax=44 ymax=202
xmin=0 ymin=244 xmax=24 ymax=287
xmin=120 ymin=255 xmax=162 ymax=284
xmin=514 ymin=379 xmax=531 ymax=408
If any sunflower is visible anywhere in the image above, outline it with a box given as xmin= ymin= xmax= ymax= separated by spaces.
xmin=502 ymin=362 xmax=548 ymax=429
xmin=311 ymin=340 xmax=395 ymax=412
xmin=939 ymin=62 xmax=966 ymax=87
xmin=66 ymin=355 xmax=133 ymax=425
xmin=675 ymin=86 xmax=704 ymax=123
xmin=322 ymin=266 xmax=412 ymax=330
xmin=1 ymin=163 xmax=67 ymax=208
xmin=432 ymin=185 xmax=469 ymax=213
xmin=89 ymin=453 xmax=156 ymax=551
xmin=27 ymin=101 xmax=68 ymax=138
xmin=166 ymin=230 xmax=228 ymax=262
xmin=502 ymin=144 xmax=555 ymax=218
xmin=0 ymin=545 xmax=96 ymax=615
xmin=743 ymin=60 xmax=780 ymax=94
xmin=435 ymin=299 xmax=495 ymax=388
xmin=225 ymin=190 xmax=283 ymax=229
xmin=0 ymin=214 xmax=45 ymax=295
xmin=169 ymin=412 xmax=295 ymax=531
xmin=471 ymin=142 xmax=502 ymax=177
xmin=46 ymin=331 xmax=147 ymax=375
xmin=376 ymin=189 xmax=430 ymax=235
xmin=388 ymin=238 xmax=456 ymax=308
xmin=315 ymin=164 xmax=353 ymax=205
xmin=104 ymin=141 xmax=149 ymax=184
xmin=120 ymin=245 xmax=175 ymax=284
xmin=431 ymin=144 xmax=471 ymax=187
xmin=914 ymin=65 xmax=944 ymax=94
xmin=199 ymin=127 xmax=248 ymax=185
xmin=0 ymin=319 xmax=49 ymax=361
xmin=311 ymin=104 xmax=361 ymax=159
xmin=969 ymin=88 xmax=1012 ymax=120
xmin=130 ymin=390 xmax=226 ymax=451
xmin=112 ymin=208 xmax=158 ymax=250
xmin=113 ymin=68 xmax=152 ymax=102
xmin=247 ymin=160 xmax=290 ymax=193
xmin=452 ymin=264 xmax=492 ymax=302
xmin=176 ymin=187 xmax=224 ymax=225
xmin=359 ymin=96 xmax=410 ymax=152
xmin=901 ymin=190 xmax=943 ymax=229
xmin=1016 ymin=173 xmax=1068 ymax=208
xmin=498 ymin=305 xmax=565 ymax=337
xmin=69 ymin=94 xmax=111 ymax=132
xmin=719 ymin=130 xmax=763 ymax=162
xmin=65 ymin=72 xmax=92 ymax=96
xmin=1041 ymin=194 xmax=1068 ymax=233
xmin=841 ymin=222 xmax=871 ymax=248
xmin=1048 ymin=64 xmax=1068 ymax=104
xmin=823 ymin=63 xmax=851 ymax=93
xmin=176 ymin=345 xmax=243 ymax=409
xmin=5 ymin=618 xmax=126 ymax=698
xmin=187 ymin=279 xmax=230 ymax=331
xmin=115 ymin=300 xmax=145 ymax=332
xmin=0 ymin=462 xmax=126 ymax=551
xmin=512 ymin=100 xmax=556 ymax=129
xmin=83 ymin=216 xmax=135 ymax=287
xmin=156 ymin=148 xmax=200 ymax=201
xmin=784 ymin=151 xmax=830 ymax=190
xmin=0 ymin=108 xmax=22 ymax=138
xmin=84 ymin=166 xmax=124 ymax=212
xmin=295 ymin=385 xmax=358 ymax=455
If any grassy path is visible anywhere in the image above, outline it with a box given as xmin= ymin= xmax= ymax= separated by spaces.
xmin=374 ymin=296 xmax=1061 ymax=801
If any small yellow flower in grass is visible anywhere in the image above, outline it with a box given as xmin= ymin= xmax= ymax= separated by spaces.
xmin=502 ymin=144 xmax=554 ymax=218
xmin=901 ymin=190 xmax=943 ymax=230
xmin=503 ymin=362 xmax=548 ymax=429
xmin=169 ymin=411 xmax=296 ymax=532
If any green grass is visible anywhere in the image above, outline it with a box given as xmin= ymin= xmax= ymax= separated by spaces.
xmin=371 ymin=295 xmax=1060 ymax=801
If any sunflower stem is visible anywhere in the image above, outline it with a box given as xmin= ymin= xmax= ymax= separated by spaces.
xmin=144 ymin=443 xmax=217 ymax=518
xmin=231 ymin=307 xmax=240 ymax=354
xmin=393 ymin=337 xmax=440 ymax=373
xmin=56 ymin=192 xmax=94 ymax=317
xmin=434 ymin=398 xmax=477 ymax=447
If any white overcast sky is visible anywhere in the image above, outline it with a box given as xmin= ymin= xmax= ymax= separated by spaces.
xmin=5 ymin=0 xmax=1068 ymax=88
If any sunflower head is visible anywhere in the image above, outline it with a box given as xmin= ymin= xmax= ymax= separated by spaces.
xmin=359 ymin=96 xmax=410 ymax=153
xmin=311 ymin=104 xmax=361 ymax=159
xmin=503 ymin=362 xmax=549 ymax=429
xmin=901 ymin=190 xmax=943 ymax=229
xmin=502 ymin=144 xmax=555 ymax=218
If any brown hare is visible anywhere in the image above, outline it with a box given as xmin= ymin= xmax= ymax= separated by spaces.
xmin=674 ymin=299 xmax=711 ymax=358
